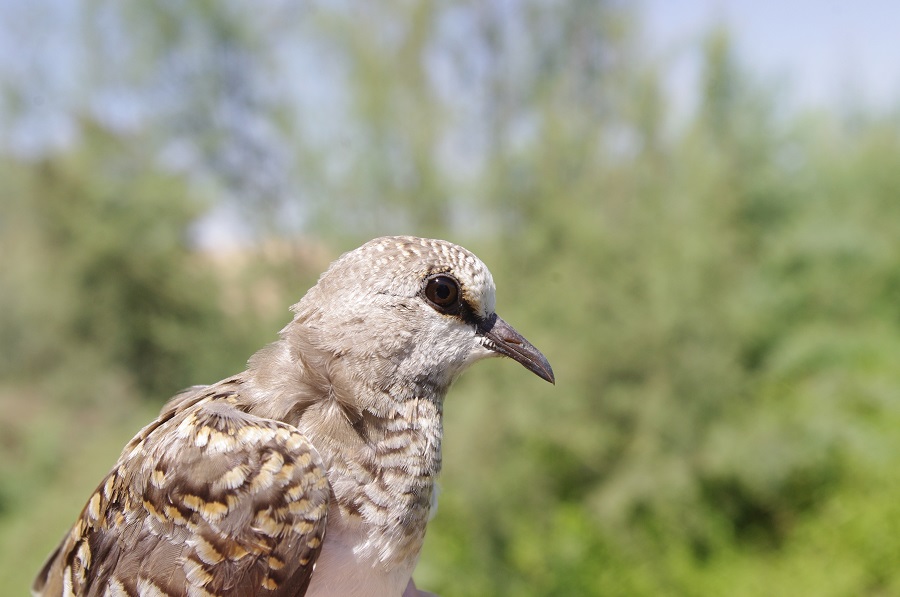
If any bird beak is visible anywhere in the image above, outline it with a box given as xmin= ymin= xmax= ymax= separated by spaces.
xmin=478 ymin=314 xmax=555 ymax=384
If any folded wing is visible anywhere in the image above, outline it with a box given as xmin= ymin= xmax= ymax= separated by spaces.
xmin=33 ymin=384 xmax=330 ymax=597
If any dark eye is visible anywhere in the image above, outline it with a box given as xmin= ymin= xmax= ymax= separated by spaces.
xmin=424 ymin=275 xmax=461 ymax=311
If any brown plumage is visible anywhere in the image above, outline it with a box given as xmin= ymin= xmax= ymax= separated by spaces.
xmin=33 ymin=236 xmax=553 ymax=597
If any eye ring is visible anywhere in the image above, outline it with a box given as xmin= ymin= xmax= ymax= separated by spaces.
xmin=424 ymin=274 xmax=461 ymax=312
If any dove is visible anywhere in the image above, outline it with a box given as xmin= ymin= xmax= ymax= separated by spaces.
xmin=33 ymin=235 xmax=554 ymax=597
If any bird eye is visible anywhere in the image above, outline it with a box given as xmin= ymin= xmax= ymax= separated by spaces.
xmin=424 ymin=275 xmax=461 ymax=311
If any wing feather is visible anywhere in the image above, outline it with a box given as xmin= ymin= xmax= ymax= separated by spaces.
xmin=33 ymin=383 xmax=330 ymax=597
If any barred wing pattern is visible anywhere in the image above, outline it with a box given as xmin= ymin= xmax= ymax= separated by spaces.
xmin=33 ymin=382 xmax=330 ymax=597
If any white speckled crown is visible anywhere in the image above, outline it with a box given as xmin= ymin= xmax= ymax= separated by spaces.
xmin=320 ymin=236 xmax=497 ymax=319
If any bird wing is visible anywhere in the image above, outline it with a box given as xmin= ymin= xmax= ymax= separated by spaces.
xmin=32 ymin=382 xmax=331 ymax=597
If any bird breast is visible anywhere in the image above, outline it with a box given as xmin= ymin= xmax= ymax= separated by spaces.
xmin=297 ymin=393 xmax=443 ymax=560
xmin=304 ymin=502 xmax=424 ymax=597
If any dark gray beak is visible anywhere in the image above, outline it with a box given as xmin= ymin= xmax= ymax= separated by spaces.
xmin=478 ymin=314 xmax=555 ymax=384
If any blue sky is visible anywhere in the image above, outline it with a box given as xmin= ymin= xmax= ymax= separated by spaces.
xmin=643 ymin=0 xmax=900 ymax=111
xmin=1 ymin=0 xmax=897 ymax=151
xmin=1 ymin=0 xmax=897 ymax=180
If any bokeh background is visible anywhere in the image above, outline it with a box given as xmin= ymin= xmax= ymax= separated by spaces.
xmin=3 ymin=1 xmax=900 ymax=595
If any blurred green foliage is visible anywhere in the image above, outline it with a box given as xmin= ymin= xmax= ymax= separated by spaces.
xmin=2 ymin=2 xmax=900 ymax=595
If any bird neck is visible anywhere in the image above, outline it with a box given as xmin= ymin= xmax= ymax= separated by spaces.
xmin=243 ymin=331 xmax=450 ymax=425
xmin=242 ymin=334 xmax=445 ymax=568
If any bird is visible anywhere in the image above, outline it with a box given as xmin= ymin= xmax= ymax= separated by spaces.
xmin=32 ymin=235 xmax=554 ymax=597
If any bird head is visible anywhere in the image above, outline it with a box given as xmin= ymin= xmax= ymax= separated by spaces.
xmin=289 ymin=236 xmax=554 ymax=397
